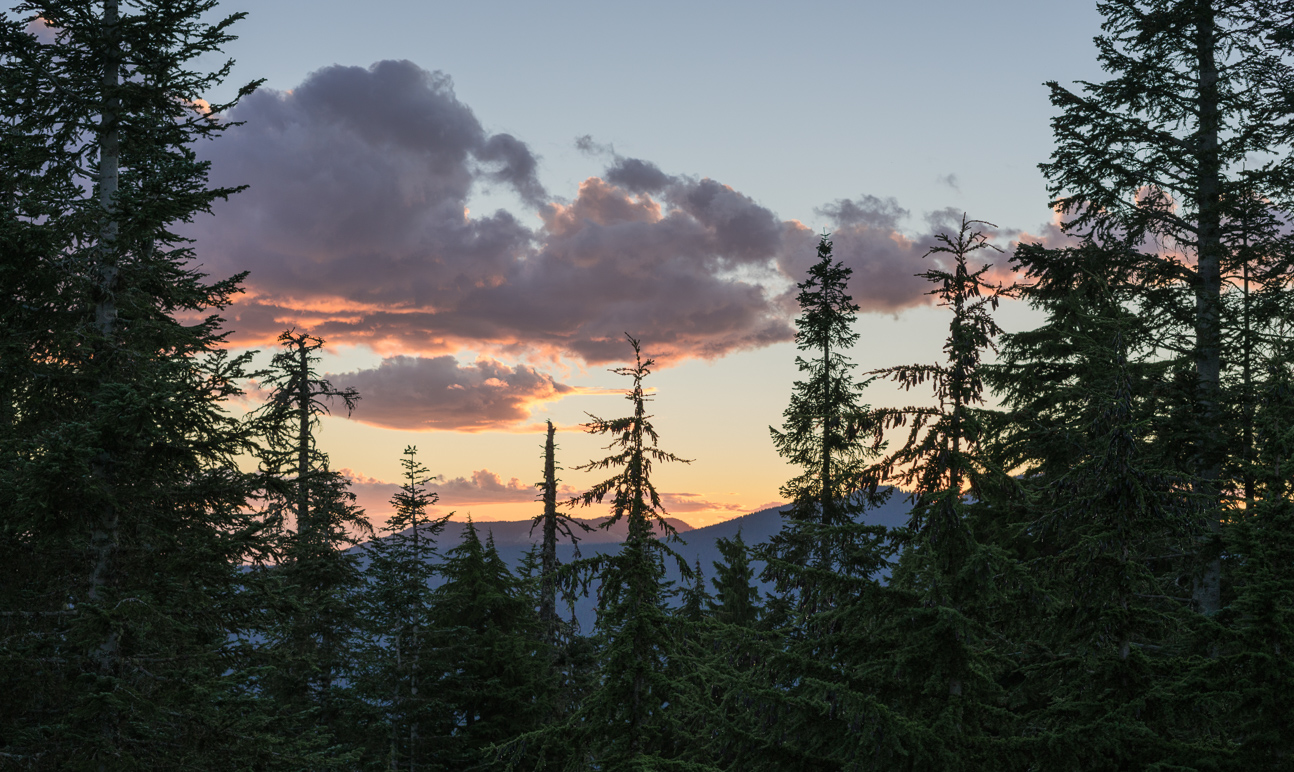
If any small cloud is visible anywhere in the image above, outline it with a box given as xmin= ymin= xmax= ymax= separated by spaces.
xmin=575 ymin=134 xmax=614 ymax=156
xmin=430 ymin=468 xmax=578 ymax=505
xmin=329 ymin=355 xmax=575 ymax=432
xmin=657 ymin=492 xmax=748 ymax=514
xmin=936 ymin=173 xmax=961 ymax=193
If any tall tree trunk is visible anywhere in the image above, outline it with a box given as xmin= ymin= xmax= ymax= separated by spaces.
xmin=90 ymin=5 xmax=121 ymax=768
xmin=296 ymin=339 xmax=311 ymax=540
xmin=540 ymin=421 xmax=559 ymax=644
xmin=1193 ymin=0 xmax=1224 ymax=616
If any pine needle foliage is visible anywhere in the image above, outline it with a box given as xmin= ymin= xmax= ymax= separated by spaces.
xmin=431 ymin=522 xmax=551 ymax=771
xmin=245 ymin=330 xmax=372 ymax=760
xmin=507 ymin=335 xmax=710 ymax=771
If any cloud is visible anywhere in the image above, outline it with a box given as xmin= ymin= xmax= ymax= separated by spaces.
xmin=936 ymin=173 xmax=961 ymax=192
xmin=329 ymin=355 xmax=574 ymax=431
xmin=657 ymin=492 xmax=747 ymax=514
xmin=795 ymin=196 xmax=1021 ymax=313
xmin=429 ymin=468 xmax=579 ymax=504
xmin=191 ymin=59 xmax=1059 ymax=369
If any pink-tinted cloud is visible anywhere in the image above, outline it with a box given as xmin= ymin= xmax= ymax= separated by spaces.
xmin=190 ymin=59 xmax=1061 ymax=369
xmin=431 ymin=468 xmax=578 ymax=504
xmin=657 ymin=492 xmax=747 ymax=514
xmin=329 ymin=355 xmax=574 ymax=432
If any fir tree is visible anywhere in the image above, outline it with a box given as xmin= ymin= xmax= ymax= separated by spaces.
xmin=864 ymin=215 xmax=1016 ymax=769
xmin=248 ymin=330 xmax=371 ymax=755
xmin=511 ymin=335 xmax=707 ymax=771
xmin=1040 ymin=0 xmax=1294 ymax=615
xmin=531 ymin=419 xmax=589 ymax=647
xmin=707 ymin=531 xmax=761 ymax=629
xmin=0 ymin=2 xmax=277 ymax=767
xmin=358 ymin=445 xmax=448 ymax=772
xmin=430 ymin=522 xmax=551 ymax=771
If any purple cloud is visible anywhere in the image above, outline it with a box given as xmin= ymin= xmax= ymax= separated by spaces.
xmin=190 ymin=59 xmax=1056 ymax=369
xmin=328 ymin=355 xmax=574 ymax=432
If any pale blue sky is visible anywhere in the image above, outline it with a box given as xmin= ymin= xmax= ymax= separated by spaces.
xmin=183 ymin=0 xmax=1108 ymax=526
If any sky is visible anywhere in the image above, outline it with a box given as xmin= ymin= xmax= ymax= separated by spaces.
xmin=169 ymin=0 xmax=1108 ymax=528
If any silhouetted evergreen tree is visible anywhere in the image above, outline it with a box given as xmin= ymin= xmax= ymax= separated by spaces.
xmin=1041 ymin=0 xmax=1294 ymax=615
xmin=707 ymin=531 xmax=761 ymax=628
xmin=510 ymin=335 xmax=709 ymax=771
xmin=531 ymin=419 xmax=589 ymax=647
xmin=864 ymin=215 xmax=1017 ymax=769
xmin=0 ymin=2 xmax=285 ymax=767
xmin=247 ymin=330 xmax=371 ymax=759
xmin=430 ymin=522 xmax=550 ymax=771
xmin=358 ymin=445 xmax=448 ymax=772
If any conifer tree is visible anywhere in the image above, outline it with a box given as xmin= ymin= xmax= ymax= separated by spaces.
xmin=0 ymin=2 xmax=275 ymax=766
xmin=1008 ymin=328 xmax=1200 ymax=769
xmin=1223 ymin=351 xmax=1294 ymax=766
xmin=733 ymin=233 xmax=916 ymax=772
xmin=707 ymin=531 xmax=761 ymax=628
xmin=512 ymin=335 xmax=707 ymax=771
xmin=1040 ymin=0 xmax=1294 ymax=614
xmin=430 ymin=521 xmax=551 ymax=771
xmin=358 ymin=445 xmax=448 ymax=772
xmin=864 ymin=215 xmax=1015 ymax=769
xmin=531 ymin=419 xmax=588 ymax=647
xmin=769 ymin=233 xmax=875 ymax=557
xmin=249 ymin=330 xmax=371 ymax=752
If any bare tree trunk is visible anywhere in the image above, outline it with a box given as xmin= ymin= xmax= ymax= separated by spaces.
xmin=540 ymin=421 xmax=559 ymax=644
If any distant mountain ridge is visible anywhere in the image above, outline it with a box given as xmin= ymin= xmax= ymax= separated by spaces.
xmin=356 ymin=489 xmax=916 ymax=631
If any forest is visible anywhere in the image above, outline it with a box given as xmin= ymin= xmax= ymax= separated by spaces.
xmin=3 ymin=0 xmax=1294 ymax=770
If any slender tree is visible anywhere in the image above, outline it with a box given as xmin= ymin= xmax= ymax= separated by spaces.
xmin=358 ymin=445 xmax=448 ymax=772
xmin=245 ymin=331 xmax=371 ymax=765
xmin=510 ymin=335 xmax=707 ymax=771
xmin=531 ymin=419 xmax=588 ymax=647
xmin=864 ymin=215 xmax=1016 ymax=769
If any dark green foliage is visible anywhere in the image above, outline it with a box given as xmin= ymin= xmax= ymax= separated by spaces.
xmin=0 ymin=2 xmax=278 ymax=767
xmin=770 ymin=233 xmax=875 ymax=537
xmin=357 ymin=445 xmax=448 ymax=771
xmin=1040 ymin=0 xmax=1294 ymax=615
xmin=532 ymin=419 xmax=590 ymax=648
xmin=511 ymin=335 xmax=709 ymax=771
xmin=430 ymin=522 xmax=552 ymax=770
xmin=245 ymin=330 xmax=372 ymax=760
xmin=862 ymin=216 xmax=1017 ymax=768
xmin=707 ymin=531 xmax=760 ymax=628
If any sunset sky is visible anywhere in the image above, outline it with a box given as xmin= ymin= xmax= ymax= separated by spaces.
xmin=184 ymin=1 xmax=1105 ymax=528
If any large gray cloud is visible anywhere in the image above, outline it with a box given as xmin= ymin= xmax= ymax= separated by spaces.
xmin=192 ymin=59 xmax=1055 ymax=379
xmin=329 ymin=355 xmax=573 ymax=431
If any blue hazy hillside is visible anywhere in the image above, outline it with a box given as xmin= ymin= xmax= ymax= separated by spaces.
xmin=360 ymin=489 xmax=915 ymax=632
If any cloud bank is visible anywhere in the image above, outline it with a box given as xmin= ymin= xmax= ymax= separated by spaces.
xmin=191 ymin=59 xmax=1064 ymax=429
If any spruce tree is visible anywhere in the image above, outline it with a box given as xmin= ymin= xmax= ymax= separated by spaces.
xmin=531 ymin=419 xmax=589 ymax=647
xmin=0 ymin=2 xmax=275 ymax=767
xmin=358 ymin=445 xmax=448 ymax=772
xmin=707 ymin=531 xmax=761 ymax=628
xmin=864 ymin=215 xmax=1016 ymax=769
xmin=511 ymin=335 xmax=708 ymax=771
xmin=430 ymin=522 xmax=551 ymax=771
xmin=1223 ymin=351 xmax=1294 ymax=766
xmin=730 ymin=233 xmax=917 ymax=772
xmin=248 ymin=330 xmax=371 ymax=755
xmin=1040 ymin=0 xmax=1294 ymax=614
